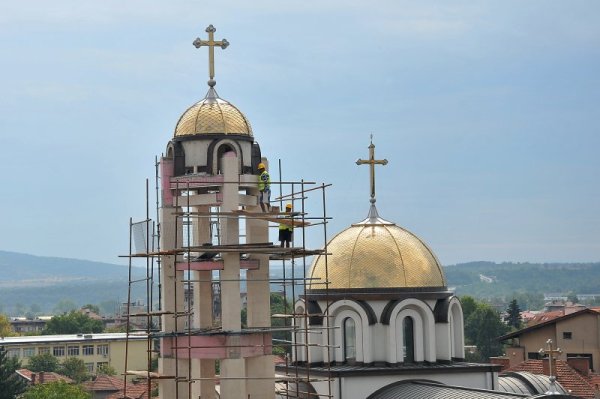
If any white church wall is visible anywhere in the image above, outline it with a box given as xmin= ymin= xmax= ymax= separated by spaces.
xmin=369 ymin=322 xmax=388 ymax=361
xmin=435 ymin=322 xmax=452 ymax=361
xmin=369 ymin=301 xmax=387 ymax=317
xmin=182 ymin=141 xmax=210 ymax=167
xmin=424 ymin=299 xmax=437 ymax=310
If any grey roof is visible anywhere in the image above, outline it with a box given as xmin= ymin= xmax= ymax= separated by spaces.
xmin=499 ymin=376 xmax=535 ymax=394
xmin=275 ymin=381 xmax=318 ymax=399
xmin=499 ymin=372 xmax=568 ymax=395
xmin=367 ymin=380 xmax=529 ymax=399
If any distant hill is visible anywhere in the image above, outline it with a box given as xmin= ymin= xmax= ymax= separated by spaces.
xmin=2 ymin=250 xmax=599 ymax=316
xmin=0 ymin=250 xmax=132 ymax=282
xmin=0 ymin=250 xmax=147 ymax=315
xmin=443 ymin=261 xmax=600 ymax=300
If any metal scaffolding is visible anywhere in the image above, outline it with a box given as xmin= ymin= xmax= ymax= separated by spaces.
xmin=121 ymin=158 xmax=333 ymax=399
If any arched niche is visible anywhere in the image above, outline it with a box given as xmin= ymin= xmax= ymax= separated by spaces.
xmin=326 ymin=300 xmax=373 ymax=364
xmin=293 ymin=301 xmax=307 ymax=363
xmin=209 ymin=139 xmax=243 ymax=175
xmin=387 ymin=298 xmax=436 ymax=363
xmin=448 ymin=296 xmax=465 ymax=359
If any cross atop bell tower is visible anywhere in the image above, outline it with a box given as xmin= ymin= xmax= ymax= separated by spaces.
xmin=193 ymin=24 xmax=230 ymax=87
xmin=356 ymin=135 xmax=388 ymax=204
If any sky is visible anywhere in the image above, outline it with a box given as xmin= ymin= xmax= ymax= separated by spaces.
xmin=0 ymin=1 xmax=599 ymax=266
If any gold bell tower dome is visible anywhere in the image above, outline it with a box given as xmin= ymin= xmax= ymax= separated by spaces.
xmin=174 ymin=24 xmax=252 ymax=137
xmin=308 ymin=139 xmax=446 ymax=291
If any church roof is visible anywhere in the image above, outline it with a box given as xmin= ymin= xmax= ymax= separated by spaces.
xmin=174 ymin=86 xmax=253 ymax=137
xmin=368 ymin=380 xmax=530 ymax=399
xmin=307 ymin=204 xmax=446 ymax=291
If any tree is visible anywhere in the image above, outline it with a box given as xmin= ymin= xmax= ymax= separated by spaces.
xmin=0 ymin=346 xmax=27 ymax=399
xmin=460 ymin=296 xmax=478 ymax=321
xmin=0 ymin=314 xmax=16 ymax=338
xmin=43 ymin=311 xmax=103 ymax=335
xmin=58 ymin=357 xmax=89 ymax=383
xmin=27 ymin=353 xmax=59 ymax=372
xmin=81 ymin=304 xmax=100 ymax=315
xmin=505 ymin=299 xmax=522 ymax=329
xmin=96 ymin=363 xmax=117 ymax=376
xmin=22 ymin=381 xmax=91 ymax=399
xmin=465 ymin=303 xmax=509 ymax=361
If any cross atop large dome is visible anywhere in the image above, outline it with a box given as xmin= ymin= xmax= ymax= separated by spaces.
xmin=307 ymin=140 xmax=446 ymax=292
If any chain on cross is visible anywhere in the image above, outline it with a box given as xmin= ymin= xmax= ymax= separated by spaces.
xmin=193 ymin=24 xmax=230 ymax=83
xmin=356 ymin=135 xmax=388 ymax=204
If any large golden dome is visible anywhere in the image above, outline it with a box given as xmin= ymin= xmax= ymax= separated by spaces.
xmin=308 ymin=206 xmax=446 ymax=290
xmin=174 ymin=87 xmax=252 ymax=137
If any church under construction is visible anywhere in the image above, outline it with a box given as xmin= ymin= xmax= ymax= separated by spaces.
xmin=120 ymin=25 xmax=582 ymax=399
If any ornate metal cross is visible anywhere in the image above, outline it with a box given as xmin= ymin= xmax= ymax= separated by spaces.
xmin=539 ymin=338 xmax=562 ymax=394
xmin=193 ymin=24 xmax=230 ymax=81
xmin=356 ymin=135 xmax=388 ymax=203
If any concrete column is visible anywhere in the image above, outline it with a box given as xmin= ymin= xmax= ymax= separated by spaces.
xmin=245 ymin=201 xmax=270 ymax=327
xmin=246 ymin=355 xmax=275 ymax=399
xmin=159 ymin=204 xmax=185 ymax=399
xmin=220 ymin=358 xmax=246 ymax=399
xmin=219 ymin=151 xmax=246 ymax=399
xmin=191 ymin=205 xmax=216 ymax=398
xmin=192 ymin=204 xmax=213 ymax=329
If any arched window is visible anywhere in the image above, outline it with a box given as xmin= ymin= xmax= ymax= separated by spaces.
xmin=343 ymin=317 xmax=356 ymax=362
xmin=403 ymin=316 xmax=415 ymax=363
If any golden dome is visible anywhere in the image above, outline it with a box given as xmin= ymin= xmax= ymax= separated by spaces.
xmin=174 ymin=87 xmax=252 ymax=137
xmin=308 ymin=206 xmax=446 ymax=290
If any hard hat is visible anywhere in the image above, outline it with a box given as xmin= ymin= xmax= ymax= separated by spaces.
xmin=258 ymin=163 xmax=265 ymax=170
xmin=285 ymin=203 xmax=293 ymax=209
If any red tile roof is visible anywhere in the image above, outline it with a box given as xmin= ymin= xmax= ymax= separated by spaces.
xmin=506 ymin=360 xmax=595 ymax=398
xmin=16 ymin=369 xmax=73 ymax=384
xmin=525 ymin=310 xmax=565 ymax=326
xmin=105 ymin=382 xmax=150 ymax=399
xmin=82 ymin=374 xmax=125 ymax=391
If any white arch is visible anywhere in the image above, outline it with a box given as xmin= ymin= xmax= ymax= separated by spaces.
xmin=211 ymin=139 xmax=242 ymax=174
xmin=326 ymin=300 xmax=373 ymax=363
xmin=449 ymin=296 xmax=465 ymax=359
xmin=396 ymin=308 xmax=424 ymax=362
xmin=387 ymin=298 xmax=436 ymax=363
xmin=293 ymin=300 xmax=306 ymax=362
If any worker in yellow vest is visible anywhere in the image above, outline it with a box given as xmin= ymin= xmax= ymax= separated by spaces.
xmin=257 ymin=162 xmax=271 ymax=212
xmin=279 ymin=203 xmax=294 ymax=247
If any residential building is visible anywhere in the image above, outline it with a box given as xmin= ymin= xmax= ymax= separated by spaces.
xmin=10 ymin=316 xmax=50 ymax=334
xmin=500 ymin=308 xmax=600 ymax=372
xmin=0 ymin=332 xmax=148 ymax=376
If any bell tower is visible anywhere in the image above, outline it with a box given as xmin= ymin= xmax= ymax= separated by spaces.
xmin=158 ymin=24 xmax=274 ymax=399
